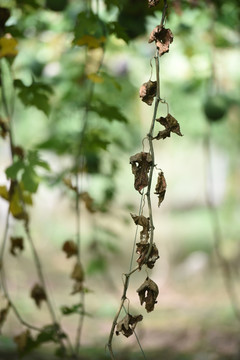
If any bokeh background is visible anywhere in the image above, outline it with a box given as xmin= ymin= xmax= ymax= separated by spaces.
xmin=0 ymin=0 xmax=240 ymax=359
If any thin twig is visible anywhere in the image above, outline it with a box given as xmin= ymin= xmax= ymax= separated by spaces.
xmin=146 ymin=51 xmax=160 ymax=260
xmin=204 ymin=130 xmax=240 ymax=323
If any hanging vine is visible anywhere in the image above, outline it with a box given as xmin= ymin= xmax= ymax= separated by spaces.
xmin=107 ymin=0 xmax=183 ymax=358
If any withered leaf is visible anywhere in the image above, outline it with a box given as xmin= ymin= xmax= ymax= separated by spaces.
xmin=12 ymin=146 xmax=25 ymax=159
xmin=155 ymin=172 xmax=167 ymax=206
xmin=14 ymin=330 xmax=33 ymax=352
xmin=137 ymin=277 xmax=159 ymax=312
xmin=148 ymin=26 xmax=173 ymax=56
xmin=62 ymin=240 xmax=78 ymax=258
xmin=63 ymin=177 xmax=77 ymax=192
xmin=10 ymin=236 xmax=24 ymax=256
xmin=80 ymin=191 xmax=96 ymax=213
xmin=116 ymin=313 xmax=143 ymax=337
xmin=139 ymin=80 xmax=157 ymax=106
xmin=136 ymin=242 xmax=159 ymax=269
xmin=71 ymin=281 xmax=86 ymax=295
xmin=71 ymin=262 xmax=84 ymax=282
xmin=130 ymin=152 xmax=152 ymax=193
xmin=0 ymin=118 xmax=9 ymax=138
xmin=0 ymin=302 xmax=10 ymax=330
xmin=131 ymin=214 xmax=150 ymax=243
xmin=30 ymin=283 xmax=46 ymax=308
xmin=154 ymin=113 xmax=183 ymax=140
xmin=148 ymin=0 xmax=160 ymax=7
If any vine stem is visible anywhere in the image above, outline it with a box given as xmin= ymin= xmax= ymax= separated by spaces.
xmin=204 ymin=130 xmax=240 ymax=323
xmin=107 ymin=266 xmax=139 ymax=359
xmin=146 ymin=51 xmax=160 ymax=260
xmin=74 ymin=44 xmax=105 ymax=354
xmin=0 ymin=59 xmax=68 ymax=352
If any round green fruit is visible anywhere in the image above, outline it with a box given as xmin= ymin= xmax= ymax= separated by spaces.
xmin=204 ymin=95 xmax=228 ymax=122
xmin=45 ymin=0 xmax=68 ymax=11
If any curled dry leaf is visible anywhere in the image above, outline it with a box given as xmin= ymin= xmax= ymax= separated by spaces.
xmin=136 ymin=242 xmax=159 ymax=269
xmin=10 ymin=236 xmax=24 ymax=256
xmin=71 ymin=262 xmax=84 ymax=282
xmin=80 ymin=191 xmax=96 ymax=213
xmin=137 ymin=277 xmax=159 ymax=312
xmin=148 ymin=25 xmax=173 ymax=56
xmin=131 ymin=214 xmax=150 ymax=243
xmin=154 ymin=113 xmax=183 ymax=140
xmin=71 ymin=281 xmax=84 ymax=295
xmin=14 ymin=330 xmax=33 ymax=352
xmin=116 ymin=313 xmax=143 ymax=338
xmin=62 ymin=240 xmax=78 ymax=258
xmin=148 ymin=0 xmax=160 ymax=7
xmin=0 ymin=302 xmax=10 ymax=330
xmin=139 ymin=80 xmax=157 ymax=106
xmin=155 ymin=172 xmax=167 ymax=206
xmin=130 ymin=152 xmax=152 ymax=193
xmin=30 ymin=283 xmax=47 ymax=308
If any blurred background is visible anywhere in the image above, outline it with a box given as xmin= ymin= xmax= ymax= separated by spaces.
xmin=0 ymin=0 xmax=240 ymax=359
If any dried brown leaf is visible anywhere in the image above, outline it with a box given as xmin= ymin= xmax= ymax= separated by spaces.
xmin=139 ymin=80 xmax=157 ymax=106
xmin=71 ymin=262 xmax=84 ymax=282
xmin=137 ymin=277 xmax=159 ymax=312
xmin=12 ymin=146 xmax=24 ymax=159
xmin=80 ymin=191 xmax=96 ymax=213
xmin=14 ymin=330 xmax=32 ymax=352
xmin=71 ymin=281 xmax=85 ymax=295
xmin=62 ymin=240 xmax=78 ymax=258
xmin=131 ymin=214 xmax=150 ymax=243
xmin=154 ymin=172 xmax=167 ymax=206
xmin=116 ymin=313 xmax=143 ymax=337
xmin=63 ymin=177 xmax=78 ymax=192
xmin=30 ymin=283 xmax=46 ymax=308
xmin=148 ymin=0 xmax=160 ymax=7
xmin=136 ymin=242 xmax=159 ymax=269
xmin=148 ymin=26 xmax=173 ymax=56
xmin=0 ymin=302 xmax=10 ymax=330
xmin=10 ymin=236 xmax=24 ymax=256
xmin=154 ymin=113 xmax=183 ymax=140
xmin=130 ymin=152 xmax=152 ymax=193
xmin=0 ymin=118 xmax=9 ymax=138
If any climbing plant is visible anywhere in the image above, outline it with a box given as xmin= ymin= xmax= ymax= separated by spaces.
xmin=107 ymin=1 xmax=183 ymax=358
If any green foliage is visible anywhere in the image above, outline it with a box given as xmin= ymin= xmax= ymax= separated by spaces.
xmin=5 ymin=151 xmax=50 ymax=193
xmin=14 ymin=79 xmax=53 ymax=116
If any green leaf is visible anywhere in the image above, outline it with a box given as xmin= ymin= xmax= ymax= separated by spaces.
xmin=73 ymin=11 xmax=106 ymax=46
xmin=5 ymin=160 xmax=25 ymax=180
xmin=60 ymin=303 xmax=82 ymax=316
xmin=36 ymin=324 xmax=61 ymax=344
xmin=107 ymin=22 xmax=129 ymax=43
xmin=27 ymin=150 xmax=50 ymax=170
xmin=14 ymin=79 xmax=52 ymax=116
xmin=90 ymin=100 xmax=128 ymax=123
xmin=22 ymin=168 xmax=39 ymax=193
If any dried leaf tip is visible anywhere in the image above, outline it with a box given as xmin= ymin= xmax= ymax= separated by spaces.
xmin=116 ymin=313 xmax=143 ymax=337
xmin=130 ymin=152 xmax=153 ymax=193
xmin=148 ymin=0 xmax=160 ymax=7
xmin=154 ymin=113 xmax=183 ymax=140
xmin=148 ymin=26 xmax=173 ymax=56
xmin=131 ymin=214 xmax=150 ymax=243
xmin=155 ymin=172 xmax=167 ymax=206
xmin=137 ymin=277 xmax=159 ymax=312
xmin=30 ymin=283 xmax=47 ymax=308
xmin=139 ymin=80 xmax=157 ymax=106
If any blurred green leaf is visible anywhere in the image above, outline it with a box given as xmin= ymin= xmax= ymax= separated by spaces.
xmin=90 ymin=100 xmax=128 ymax=123
xmin=14 ymin=79 xmax=52 ymax=116
xmin=5 ymin=160 xmax=25 ymax=180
